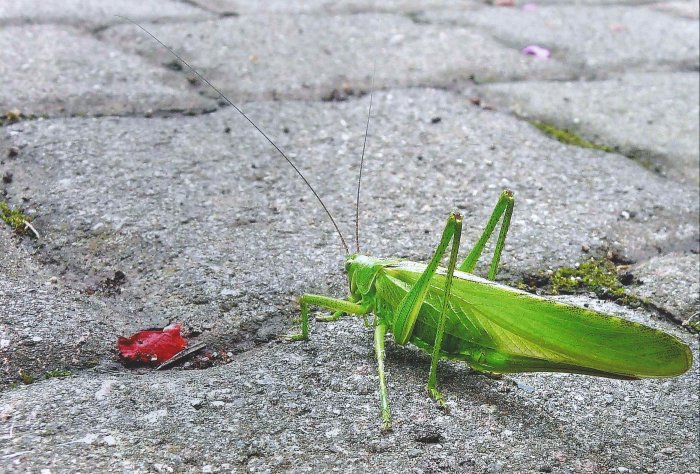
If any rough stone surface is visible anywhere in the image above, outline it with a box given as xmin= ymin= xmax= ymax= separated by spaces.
xmin=0 ymin=0 xmax=211 ymax=26
xmin=102 ymin=13 xmax=572 ymax=102
xmin=189 ymin=0 xmax=477 ymax=15
xmin=423 ymin=4 xmax=700 ymax=74
xmin=1 ymin=301 xmax=698 ymax=473
xmin=0 ymin=227 xmax=126 ymax=387
xmin=630 ymin=253 xmax=700 ymax=323
xmin=477 ymin=72 xmax=700 ymax=184
xmin=649 ymin=1 xmax=700 ymax=19
xmin=1 ymin=1 xmax=698 ymax=472
xmin=3 ymin=90 xmax=697 ymax=296
xmin=0 ymin=25 xmax=216 ymax=117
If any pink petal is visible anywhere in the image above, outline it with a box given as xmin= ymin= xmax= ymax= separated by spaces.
xmin=522 ymin=3 xmax=538 ymax=11
xmin=521 ymin=45 xmax=550 ymax=59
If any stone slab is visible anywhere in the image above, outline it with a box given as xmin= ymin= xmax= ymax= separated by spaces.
xmin=0 ymin=0 xmax=211 ymax=27
xmin=188 ymin=0 xmax=476 ymax=15
xmin=0 ymin=227 xmax=130 ymax=387
xmin=101 ymin=13 xmax=573 ymax=103
xmin=650 ymin=0 xmax=700 ymax=19
xmin=630 ymin=253 xmax=700 ymax=323
xmin=422 ymin=4 xmax=700 ymax=75
xmin=0 ymin=25 xmax=216 ymax=118
xmin=1 ymin=90 xmax=697 ymax=391
xmin=476 ymin=72 xmax=700 ymax=184
xmin=2 ymin=0 xmax=698 ymax=468
xmin=1 ymin=299 xmax=697 ymax=472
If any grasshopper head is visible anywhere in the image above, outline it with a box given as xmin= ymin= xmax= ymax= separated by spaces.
xmin=345 ymin=254 xmax=402 ymax=297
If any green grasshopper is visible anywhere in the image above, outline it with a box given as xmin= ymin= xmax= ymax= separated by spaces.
xmin=127 ymin=19 xmax=693 ymax=432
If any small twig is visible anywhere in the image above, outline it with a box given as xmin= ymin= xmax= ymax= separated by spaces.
xmin=2 ymin=451 xmax=29 ymax=460
xmin=156 ymin=342 xmax=206 ymax=370
xmin=23 ymin=220 xmax=39 ymax=239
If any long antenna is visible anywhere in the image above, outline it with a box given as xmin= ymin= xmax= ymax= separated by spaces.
xmin=355 ymin=72 xmax=375 ymax=254
xmin=119 ymin=16 xmax=350 ymax=254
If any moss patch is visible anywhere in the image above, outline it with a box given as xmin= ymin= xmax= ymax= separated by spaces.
xmin=531 ymin=121 xmax=615 ymax=153
xmin=0 ymin=109 xmax=37 ymax=127
xmin=683 ymin=319 xmax=700 ymax=333
xmin=45 ymin=369 xmax=73 ymax=379
xmin=19 ymin=370 xmax=34 ymax=385
xmin=519 ymin=257 xmax=642 ymax=306
xmin=0 ymin=201 xmax=32 ymax=235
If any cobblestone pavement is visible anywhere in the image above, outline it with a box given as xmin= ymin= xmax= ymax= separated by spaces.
xmin=1 ymin=1 xmax=698 ymax=472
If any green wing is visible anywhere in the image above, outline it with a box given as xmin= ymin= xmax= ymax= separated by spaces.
xmin=379 ymin=262 xmax=692 ymax=378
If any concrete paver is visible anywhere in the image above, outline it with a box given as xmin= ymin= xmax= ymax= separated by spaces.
xmin=102 ymin=13 xmax=572 ymax=102
xmin=0 ymin=25 xmax=216 ymax=117
xmin=1 ymin=1 xmax=698 ymax=471
xmin=477 ymin=72 xmax=700 ymax=184
xmin=0 ymin=0 xmax=211 ymax=27
xmin=423 ymin=4 xmax=699 ymax=74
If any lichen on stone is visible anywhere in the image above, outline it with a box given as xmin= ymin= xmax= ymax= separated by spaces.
xmin=531 ymin=121 xmax=615 ymax=153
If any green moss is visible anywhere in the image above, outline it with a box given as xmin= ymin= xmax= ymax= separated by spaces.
xmin=0 ymin=201 xmax=32 ymax=235
xmin=83 ymin=359 xmax=100 ymax=368
xmin=19 ymin=370 xmax=34 ymax=385
xmin=684 ymin=320 xmax=700 ymax=333
xmin=0 ymin=109 xmax=37 ymax=126
xmin=531 ymin=121 xmax=615 ymax=153
xmin=519 ymin=258 xmax=641 ymax=306
xmin=45 ymin=369 xmax=73 ymax=379
xmin=549 ymin=258 xmax=640 ymax=305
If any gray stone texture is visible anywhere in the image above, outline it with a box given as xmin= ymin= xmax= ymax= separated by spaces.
xmin=650 ymin=0 xmax=700 ymax=19
xmin=1 ymin=306 xmax=697 ymax=472
xmin=0 ymin=25 xmax=216 ymax=117
xmin=0 ymin=226 xmax=125 ymax=387
xmin=102 ymin=13 xmax=572 ymax=103
xmin=189 ymin=0 xmax=477 ymax=15
xmin=1 ymin=0 xmax=698 ymax=472
xmin=423 ymin=4 xmax=699 ymax=74
xmin=477 ymin=72 xmax=700 ymax=184
xmin=0 ymin=0 xmax=211 ymax=26
xmin=630 ymin=252 xmax=700 ymax=323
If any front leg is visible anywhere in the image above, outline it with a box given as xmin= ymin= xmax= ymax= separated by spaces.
xmin=286 ymin=294 xmax=370 ymax=341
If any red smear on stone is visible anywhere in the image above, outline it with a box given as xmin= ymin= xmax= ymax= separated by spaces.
xmin=118 ymin=324 xmax=187 ymax=365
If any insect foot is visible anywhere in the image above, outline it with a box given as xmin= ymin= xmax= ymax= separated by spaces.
xmin=427 ymin=386 xmax=450 ymax=413
xmin=283 ymin=333 xmax=308 ymax=342
xmin=282 ymin=298 xmax=312 ymax=341
xmin=315 ymin=310 xmax=343 ymax=322
xmin=381 ymin=419 xmax=392 ymax=434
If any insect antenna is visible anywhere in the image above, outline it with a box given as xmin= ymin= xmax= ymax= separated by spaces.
xmin=119 ymin=16 xmax=350 ymax=254
xmin=354 ymin=72 xmax=375 ymax=254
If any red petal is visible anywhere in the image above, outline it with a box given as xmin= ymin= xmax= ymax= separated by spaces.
xmin=117 ymin=323 xmax=187 ymax=364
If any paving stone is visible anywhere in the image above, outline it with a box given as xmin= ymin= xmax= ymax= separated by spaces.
xmin=1 ymin=2 xmax=698 ymax=471
xmin=649 ymin=0 xmax=700 ymax=19
xmin=0 ymin=228 xmax=126 ymax=387
xmin=1 ymin=90 xmax=696 ymax=372
xmin=476 ymin=72 xmax=700 ymax=184
xmin=102 ymin=13 xmax=572 ymax=103
xmin=0 ymin=0 xmax=211 ymax=26
xmin=0 ymin=300 xmax=697 ymax=472
xmin=0 ymin=25 xmax=216 ymax=118
xmin=630 ymin=252 xmax=700 ymax=323
xmin=189 ymin=0 xmax=476 ymax=15
xmin=525 ymin=0 xmax=683 ymax=5
xmin=422 ymin=4 xmax=700 ymax=74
